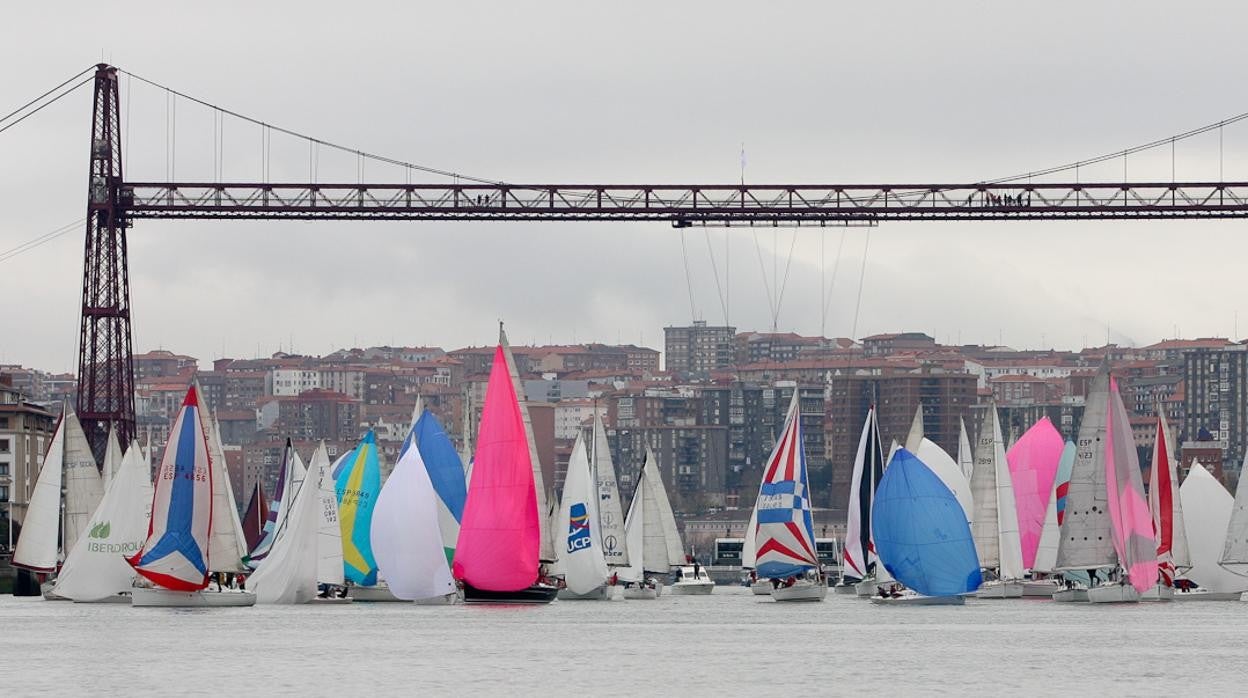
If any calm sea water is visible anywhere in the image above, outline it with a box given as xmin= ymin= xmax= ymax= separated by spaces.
xmin=4 ymin=587 xmax=1245 ymax=695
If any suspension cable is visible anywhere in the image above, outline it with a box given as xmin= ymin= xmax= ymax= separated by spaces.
xmin=0 ymin=75 xmax=94 ymax=137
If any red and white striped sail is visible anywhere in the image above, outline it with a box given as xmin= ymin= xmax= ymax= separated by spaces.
xmin=1148 ymin=411 xmax=1189 ymax=584
xmin=754 ymin=393 xmax=819 ymax=578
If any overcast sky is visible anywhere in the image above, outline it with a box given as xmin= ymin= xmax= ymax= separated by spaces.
xmin=3 ymin=1 xmax=1248 ymax=372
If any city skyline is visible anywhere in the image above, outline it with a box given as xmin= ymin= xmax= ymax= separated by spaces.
xmin=4 ymin=2 xmax=1248 ymax=371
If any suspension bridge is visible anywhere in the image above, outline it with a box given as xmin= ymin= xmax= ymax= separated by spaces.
xmin=5 ymin=62 xmax=1248 ymax=459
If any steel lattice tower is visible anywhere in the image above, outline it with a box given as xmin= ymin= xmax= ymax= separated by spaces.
xmin=76 ymin=64 xmax=134 ymax=461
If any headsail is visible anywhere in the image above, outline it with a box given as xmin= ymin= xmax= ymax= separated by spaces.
xmin=241 ymin=480 xmax=269 ymax=553
xmin=557 ymin=433 xmax=610 ymax=594
xmin=247 ymin=448 xmax=320 ymax=604
xmin=1005 ymin=416 xmax=1063 ymax=569
xmin=957 ymin=417 xmax=974 ymax=481
xmin=206 ymin=412 xmax=248 ymax=573
xmin=1104 ymin=375 xmax=1158 ymax=593
xmin=54 ymin=440 xmax=153 ymax=601
xmin=873 ymin=448 xmax=982 ymax=597
xmin=1220 ymin=449 xmax=1248 ymax=573
xmin=1183 ymin=463 xmax=1248 ymax=591
xmin=643 ymin=448 xmax=685 ymax=569
xmin=754 ymin=392 xmax=820 ymax=579
xmin=453 ymin=344 xmax=541 ymax=592
xmin=842 ymin=407 xmax=883 ymax=581
xmin=102 ymin=425 xmax=122 ymax=488
xmin=129 ymin=387 xmax=213 ymax=591
xmin=372 ymin=433 xmax=456 ymax=600
xmin=246 ymin=438 xmax=298 ymax=567
xmin=62 ymin=413 xmax=105 ymax=561
xmin=335 ymin=431 xmax=382 ymax=586
xmin=904 ymin=404 xmax=924 ymax=453
xmin=1149 ymin=411 xmax=1190 ymax=584
xmin=11 ymin=414 xmax=67 ymax=573
xmin=313 ymin=443 xmax=344 ymax=586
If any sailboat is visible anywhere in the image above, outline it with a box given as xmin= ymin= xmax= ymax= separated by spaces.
xmin=591 ymin=412 xmax=629 ymax=593
xmin=1144 ymin=410 xmax=1189 ymax=601
xmin=554 ymin=432 xmax=612 ymax=600
xmin=371 ymin=426 xmax=457 ymax=602
xmin=335 ymin=431 xmax=391 ymax=601
xmin=870 ymin=448 xmax=982 ymax=605
xmin=247 ymin=442 xmax=322 ymax=604
xmin=11 ymin=410 xmax=105 ymax=598
xmin=312 ymin=443 xmax=348 ymax=602
xmin=129 ymin=386 xmax=255 ymax=607
xmin=969 ymin=405 xmax=1025 ymax=598
xmin=401 ymin=398 xmax=468 ymax=567
xmin=453 ymin=335 xmax=558 ymax=604
xmin=1219 ymin=449 xmax=1248 ymax=586
xmin=52 ymin=440 xmax=153 ymax=602
xmin=753 ymin=392 xmax=825 ymax=602
xmin=245 ymin=439 xmax=303 ymax=568
xmin=1176 ymin=461 xmax=1247 ymax=600
xmin=840 ymin=407 xmax=888 ymax=597
xmin=619 ymin=447 xmax=687 ymax=599
xmin=240 ymin=479 xmax=269 ymax=554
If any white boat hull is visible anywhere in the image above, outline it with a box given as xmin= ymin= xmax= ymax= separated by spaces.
xmin=1052 ymin=588 xmax=1088 ymax=603
xmin=832 ymin=583 xmax=858 ymax=595
xmin=975 ymin=580 xmax=1024 ymax=599
xmin=1138 ymin=584 xmax=1173 ymax=601
xmin=1022 ymin=579 xmax=1060 ymax=597
xmin=557 ymin=585 xmax=613 ymax=601
xmin=71 ymin=593 xmax=132 ymax=604
xmin=750 ymin=581 xmax=773 ymax=596
xmin=1086 ymin=583 xmax=1140 ymax=604
xmin=1172 ymin=589 xmax=1245 ymax=601
xmin=348 ymin=585 xmax=405 ymax=602
xmin=622 ymin=585 xmax=659 ymax=600
xmin=771 ymin=582 xmax=827 ymax=602
xmin=309 ymin=596 xmax=354 ymax=605
xmin=131 ymin=588 xmax=257 ymax=607
xmin=870 ymin=593 xmax=964 ymax=606
xmin=668 ymin=580 xmax=714 ymax=595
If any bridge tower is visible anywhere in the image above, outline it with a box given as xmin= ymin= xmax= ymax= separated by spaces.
xmin=76 ymin=63 xmax=135 ymax=460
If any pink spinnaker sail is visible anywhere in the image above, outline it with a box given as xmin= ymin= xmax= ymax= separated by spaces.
xmin=452 ymin=345 xmax=540 ymax=592
xmin=1104 ymin=377 xmax=1159 ymax=593
xmin=1006 ymin=417 xmax=1064 ymax=569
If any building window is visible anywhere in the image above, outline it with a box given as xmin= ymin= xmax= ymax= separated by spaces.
xmin=0 ymin=438 xmax=9 ymax=454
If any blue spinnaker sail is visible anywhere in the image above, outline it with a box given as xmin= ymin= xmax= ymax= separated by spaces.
xmin=872 ymin=448 xmax=982 ymax=597
xmin=403 ymin=410 xmax=467 ymax=522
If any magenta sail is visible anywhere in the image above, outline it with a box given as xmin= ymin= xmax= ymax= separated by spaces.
xmin=1006 ymin=417 xmax=1064 ymax=569
xmin=452 ymin=345 xmax=541 ymax=592
xmin=1104 ymin=376 xmax=1159 ymax=593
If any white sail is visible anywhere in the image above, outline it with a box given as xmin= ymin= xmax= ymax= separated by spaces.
xmin=969 ymin=406 xmax=1025 ymax=579
xmin=371 ymin=436 xmax=456 ymax=600
xmin=247 ymin=456 xmax=320 ymax=604
xmin=1219 ymin=449 xmax=1248 ymax=571
xmin=62 ymin=413 xmax=104 ymax=560
xmin=592 ymin=413 xmax=629 ymax=567
xmin=205 ymin=413 xmax=249 ymax=573
xmin=617 ymin=480 xmax=646 ymax=583
xmin=500 ymin=326 xmax=554 ymax=562
xmin=1032 ymin=475 xmax=1061 ymax=573
xmin=645 ymin=448 xmax=685 ymax=567
xmin=904 ymin=404 xmax=924 ymax=453
xmin=12 ymin=415 xmax=67 ymax=572
xmin=557 ymin=433 xmax=611 ymax=594
xmin=54 ymin=440 xmax=153 ymax=601
xmin=1184 ymin=463 xmax=1248 ymax=592
xmin=742 ymin=503 xmax=759 ymax=569
xmin=1055 ymin=365 xmax=1116 ymax=571
xmin=957 ymin=417 xmax=974 ymax=481
xmin=101 ymin=425 xmax=122 ymax=488
xmin=915 ymin=438 xmax=973 ymax=524
xmin=314 ymin=443 xmax=344 ymax=586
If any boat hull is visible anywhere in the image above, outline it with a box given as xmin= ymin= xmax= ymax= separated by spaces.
xmin=1139 ymin=584 xmax=1174 ymax=602
xmin=462 ymin=583 xmax=558 ymax=604
xmin=557 ymin=585 xmax=613 ymax=601
xmin=668 ymin=580 xmax=714 ymax=595
xmin=1051 ymin=588 xmax=1089 ymax=603
xmin=1086 ymin=584 xmax=1140 ymax=604
xmin=750 ymin=581 xmax=773 ymax=596
xmin=975 ymin=580 xmax=1024 ymax=599
xmin=348 ymin=585 xmax=405 ymax=602
xmin=832 ymin=583 xmax=858 ymax=595
xmin=1172 ymin=590 xmax=1245 ymax=601
xmin=854 ymin=578 xmax=887 ymax=597
xmin=1022 ymin=579 xmax=1060 ymax=597
xmin=412 ymin=591 xmax=461 ymax=605
xmin=130 ymin=588 xmax=257 ymax=607
xmin=309 ymin=596 xmax=354 ymax=605
xmin=870 ymin=593 xmax=964 ymax=606
xmin=71 ymin=593 xmax=132 ymax=604
xmin=771 ymin=582 xmax=827 ymax=602
xmin=621 ymin=585 xmax=659 ymax=600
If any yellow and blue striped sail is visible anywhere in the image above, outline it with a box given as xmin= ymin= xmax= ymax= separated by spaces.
xmin=334 ymin=431 xmax=382 ymax=586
